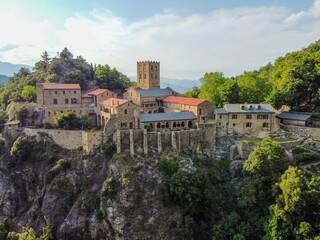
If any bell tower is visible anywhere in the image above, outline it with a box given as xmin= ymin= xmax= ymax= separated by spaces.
xmin=137 ymin=61 xmax=160 ymax=89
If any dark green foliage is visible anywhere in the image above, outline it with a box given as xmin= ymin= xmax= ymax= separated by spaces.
xmin=0 ymin=109 xmax=7 ymax=131
xmin=95 ymin=64 xmax=131 ymax=93
xmin=15 ymin=106 xmax=28 ymax=125
xmin=0 ymin=219 xmax=9 ymax=240
xmin=294 ymin=152 xmax=320 ymax=165
xmin=159 ymin=158 xmax=179 ymax=177
xmin=53 ymin=111 xmax=81 ymax=130
xmin=160 ymin=157 xmax=232 ymax=239
xmin=100 ymin=141 xmax=116 ymax=157
xmin=10 ymin=136 xmax=32 ymax=162
xmin=44 ymin=122 xmax=53 ymax=129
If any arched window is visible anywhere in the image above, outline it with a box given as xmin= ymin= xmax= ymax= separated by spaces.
xmin=166 ymin=122 xmax=169 ymax=128
xmin=181 ymin=122 xmax=185 ymax=127
xmin=53 ymin=99 xmax=58 ymax=104
xmin=124 ymin=109 xmax=128 ymax=114
xmin=173 ymin=122 xmax=177 ymax=127
xmin=48 ymin=111 xmax=51 ymax=116
xmin=65 ymin=98 xmax=69 ymax=104
xmin=157 ymin=123 xmax=161 ymax=128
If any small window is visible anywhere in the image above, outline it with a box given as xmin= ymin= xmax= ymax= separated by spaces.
xmin=263 ymin=123 xmax=269 ymax=128
xmin=48 ymin=111 xmax=51 ymax=116
xmin=151 ymin=65 xmax=153 ymax=71
xmin=55 ymin=91 xmax=58 ymax=94
xmin=53 ymin=99 xmax=58 ymax=104
xmin=151 ymin=74 xmax=153 ymax=78
xmin=155 ymin=74 xmax=158 ymax=79
xmin=219 ymin=115 xmax=222 ymax=119
xmin=74 ymin=91 xmax=76 ymax=94
xmin=71 ymin=98 xmax=77 ymax=104
xmin=144 ymin=74 xmax=146 ymax=79
xmin=246 ymin=122 xmax=252 ymax=128
xmin=246 ymin=114 xmax=252 ymax=119
xmin=63 ymin=91 xmax=65 ymax=94
xmin=233 ymin=123 xmax=236 ymax=126
xmin=232 ymin=114 xmax=237 ymax=119
xmin=140 ymin=74 xmax=142 ymax=79
xmin=249 ymin=105 xmax=253 ymax=110
xmin=124 ymin=109 xmax=128 ymax=114
xmin=65 ymin=98 xmax=69 ymax=104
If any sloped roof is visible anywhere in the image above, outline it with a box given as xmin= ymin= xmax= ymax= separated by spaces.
xmin=135 ymin=87 xmax=174 ymax=97
xmin=140 ymin=111 xmax=197 ymax=122
xmin=162 ymin=96 xmax=206 ymax=106
xmin=42 ymin=83 xmax=80 ymax=90
xmin=100 ymin=98 xmax=128 ymax=108
xmin=81 ymin=94 xmax=91 ymax=98
xmin=87 ymin=88 xmax=117 ymax=96
xmin=215 ymin=108 xmax=228 ymax=114
xmin=277 ymin=112 xmax=311 ymax=121
xmin=224 ymin=104 xmax=276 ymax=113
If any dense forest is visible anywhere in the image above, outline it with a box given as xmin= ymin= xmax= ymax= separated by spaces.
xmin=185 ymin=40 xmax=320 ymax=111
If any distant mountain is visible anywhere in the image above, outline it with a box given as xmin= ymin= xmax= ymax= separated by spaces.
xmin=0 ymin=61 xmax=33 ymax=77
xmin=0 ymin=74 xmax=9 ymax=84
xmin=129 ymin=76 xmax=201 ymax=93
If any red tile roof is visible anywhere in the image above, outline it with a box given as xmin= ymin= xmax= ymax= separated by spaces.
xmin=162 ymin=96 xmax=206 ymax=106
xmin=81 ymin=94 xmax=92 ymax=98
xmin=42 ymin=83 xmax=80 ymax=90
xmin=87 ymin=89 xmax=107 ymax=95
xmin=87 ymin=88 xmax=117 ymax=96
xmin=100 ymin=98 xmax=128 ymax=108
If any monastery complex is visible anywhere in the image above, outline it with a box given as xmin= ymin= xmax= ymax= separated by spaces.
xmin=35 ymin=61 xmax=280 ymax=138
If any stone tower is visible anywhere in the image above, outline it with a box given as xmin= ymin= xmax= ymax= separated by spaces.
xmin=137 ymin=61 xmax=160 ymax=89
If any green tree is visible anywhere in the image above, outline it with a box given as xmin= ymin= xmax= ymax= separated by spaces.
xmin=184 ymin=86 xmax=200 ymax=98
xmin=54 ymin=111 xmax=81 ymax=130
xmin=21 ymin=86 xmax=36 ymax=102
xmin=237 ymin=71 xmax=271 ymax=103
xmin=0 ymin=109 xmax=7 ymax=131
xmin=59 ymin=47 xmax=73 ymax=59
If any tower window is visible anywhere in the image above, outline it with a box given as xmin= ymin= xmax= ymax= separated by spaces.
xmin=155 ymin=74 xmax=158 ymax=79
xmin=144 ymin=74 xmax=146 ymax=79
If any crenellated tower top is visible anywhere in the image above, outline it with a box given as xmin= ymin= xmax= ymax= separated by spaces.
xmin=137 ymin=61 xmax=160 ymax=90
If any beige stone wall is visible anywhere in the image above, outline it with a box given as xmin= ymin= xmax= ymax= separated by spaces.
xmin=82 ymin=131 xmax=105 ymax=153
xmin=42 ymin=89 xmax=82 ymax=106
xmin=23 ymin=128 xmax=104 ymax=153
xmin=44 ymin=106 xmax=95 ymax=125
xmin=281 ymin=124 xmax=320 ymax=140
xmin=216 ymin=113 xmax=279 ymax=136
xmin=137 ymin=61 xmax=160 ymax=89
xmin=163 ymin=101 xmax=214 ymax=120
xmin=123 ymin=88 xmax=141 ymax=106
xmin=23 ymin=128 xmax=83 ymax=150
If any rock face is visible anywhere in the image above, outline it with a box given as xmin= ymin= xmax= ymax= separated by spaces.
xmin=0 ymin=136 xmax=187 ymax=239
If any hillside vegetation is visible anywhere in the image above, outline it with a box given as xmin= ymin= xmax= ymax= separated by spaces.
xmin=185 ymin=40 xmax=320 ymax=111
xmin=0 ymin=48 xmax=132 ymax=109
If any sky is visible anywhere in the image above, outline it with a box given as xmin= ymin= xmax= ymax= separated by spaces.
xmin=0 ymin=0 xmax=319 ymax=79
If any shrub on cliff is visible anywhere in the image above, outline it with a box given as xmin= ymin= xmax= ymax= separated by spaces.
xmin=10 ymin=136 xmax=31 ymax=162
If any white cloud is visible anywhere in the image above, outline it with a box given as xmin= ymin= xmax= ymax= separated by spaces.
xmin=285 ymin=0 xmax=320 ymax=23
xmin=0 ymin=1 xmax=320 ymax=79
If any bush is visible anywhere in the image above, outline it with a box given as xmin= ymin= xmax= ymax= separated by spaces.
xmin=10 ymin=136 xmax=31 ymax=162
xmin=45 ymin=159 xmax=70 ymax=183
xmin=44 ymin=122 xmax=54 ymax=129
xmin=294 ymin=152 xmax=320 ymax=165
xmin=101 ymin=141 xmax=116 ymax=156
xmin=102 ymin=178 xmax=119 ymax=197
xmin=159 ymin=158 xmax=179 ymax=177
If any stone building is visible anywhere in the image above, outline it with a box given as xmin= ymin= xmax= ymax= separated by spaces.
xmin=97 ymin=98 xmax=140 ymax=135
xmin=140 ymin=112 xmax=197 ymax=131
xmin=36 ymin=83 xmax=94 ymax=125
xmin=137 ymin=61 xmax=160 ymax=89
xmin=277 ymin=112 xmax=312 ymax=126
xmin=161 ymin=96 xmax=214 ymax=122
xmin=124 ymin=87 xmax=178 ymax=113
xmin=215 ymin=104 xmax=279 ymax=136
